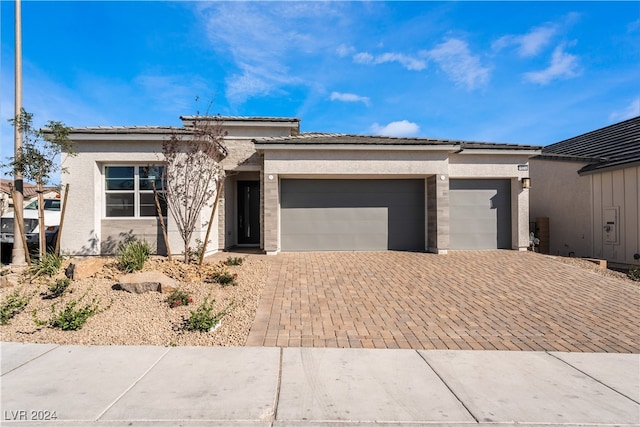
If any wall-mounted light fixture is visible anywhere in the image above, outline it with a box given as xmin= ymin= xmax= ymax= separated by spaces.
xmin=522 ymin=177 xmax=531 ymax=189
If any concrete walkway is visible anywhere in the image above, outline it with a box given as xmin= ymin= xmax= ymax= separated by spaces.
xmin=2 ymin=342 xmax=638 ymax=426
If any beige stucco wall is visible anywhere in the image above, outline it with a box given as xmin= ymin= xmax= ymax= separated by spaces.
xmin=60 ymin=139 xmax=219 ymax=257
xmin=262 ymin=149 xmax=534 ymax=254
xmin=61 ymin=121 xmax=294 ymax=257
xmin=529 ymin=159 xmax=592 ymax=257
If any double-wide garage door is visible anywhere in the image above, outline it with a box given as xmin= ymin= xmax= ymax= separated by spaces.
xmin=281 ymin=179 xmax=425 ymax=251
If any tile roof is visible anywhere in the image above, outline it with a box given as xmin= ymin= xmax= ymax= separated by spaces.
xmin=180 ymin=115 xmax=300 ymax=123
xmin=253 ymin=133 xmax=541 ymax=150
xmin=540 ymin=116 xmax=640 ymax=173
xmin=0 ymin=179 xmax=58 ymax=198
xmin=67 ymin=126 xmax=182 ymax=134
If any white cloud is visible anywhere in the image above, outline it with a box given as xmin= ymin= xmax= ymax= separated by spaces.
xmin=353 ymin=51 xmax=426 ymax=71
xmin=336 ymin=44 xmax=355 ymax=58
xmin=330 ymin=92 xmax=370 ymax=106
xmin=492 ymin=24 xmax=557 ymax=57
xmin=425 ymin=39 xmax=490 ymax=90
xmin=609 ymin=98 xmax=640 ymax=122
xmin=197 ymin=2 xmax=346 ymax=105
xmin=371 ymin=120 xmax=420 ymax=137
xmin=524 ymin=43 xmax=580 ymax=85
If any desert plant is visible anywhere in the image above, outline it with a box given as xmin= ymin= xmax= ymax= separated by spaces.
xmin=0 ymin=290 xmax=31 ymax=325
xmin=46 ymin=278 xmax=71 ymax=298
xmin=166 ymin=289 xmax=193 ymax=308
xmin=185 ymin=239 xmax=205 ymax=264
xmin=224 ymin=256 xmax=243 ymax=266
xmin=162 ymin=113 xmax=227 ymax=263
xmin=628 ymin=267 xmax=640 ymax=281
xmin=205 ymin=270 xmax=237 ymax=286
xmin=185 ymin=298 xmax=226 ymax=332
xmin=30 ymin=252 xmax=62 ymax=277
xmin=117 ymin=238 xmax=151 ymax=273
xmin=45 ymin=298 xmax=99 ymax=330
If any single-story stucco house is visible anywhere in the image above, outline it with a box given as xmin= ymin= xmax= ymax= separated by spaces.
xmin=60 ymin=116 xmax=541 ymax=257
xmin=530 ymin=116 xmax=640 ymax=268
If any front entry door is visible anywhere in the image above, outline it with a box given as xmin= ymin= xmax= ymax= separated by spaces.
xmin=238 ymin=181 xmax=260 ymax=244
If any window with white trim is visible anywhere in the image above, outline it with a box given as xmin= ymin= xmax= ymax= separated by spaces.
xmin=104 ymin=165 xmax=167 ymax=218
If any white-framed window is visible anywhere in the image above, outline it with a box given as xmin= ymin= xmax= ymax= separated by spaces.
xmin=104 ymin=165 xmax=167 ymax=218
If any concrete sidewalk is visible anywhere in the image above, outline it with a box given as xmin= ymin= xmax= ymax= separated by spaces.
xmin=1 ymin=343 xmax=638 ymax=427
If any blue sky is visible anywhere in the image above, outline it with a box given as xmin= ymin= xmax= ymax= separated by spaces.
xmin=1 ymin=1 xmax=639 ymax=172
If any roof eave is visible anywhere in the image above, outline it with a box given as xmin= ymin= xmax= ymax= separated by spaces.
xmin=254 ymin=143 xmax=460 ymax=152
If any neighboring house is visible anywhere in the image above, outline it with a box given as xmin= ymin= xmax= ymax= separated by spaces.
xmin=530 ymin=116 xmax=640 ymax=267
xmin=60 ymin=116 xmax=540 ymax=257
xmin=0 ymin=179 xmax=59 ymax=215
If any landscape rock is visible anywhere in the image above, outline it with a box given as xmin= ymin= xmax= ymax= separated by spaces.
xmin=66 ymin=257 xmax=106 ymax=280
xmin=115 ymin=271 xmax=177 ymax=294
xmin=0 ymin=273 xmax=19 ymax=288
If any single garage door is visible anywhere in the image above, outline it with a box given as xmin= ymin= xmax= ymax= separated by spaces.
xmin=281 ymin=179 xmax=425 ymax=251
xmin=449 ymin=179 xmax=511 ymax=250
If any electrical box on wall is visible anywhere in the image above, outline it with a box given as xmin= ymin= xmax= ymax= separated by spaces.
xmin=603 ymin=206 xmax=619 ymax=245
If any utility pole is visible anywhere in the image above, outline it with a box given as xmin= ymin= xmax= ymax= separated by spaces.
xmin=12 ymin=0 xmax=25 ymax=265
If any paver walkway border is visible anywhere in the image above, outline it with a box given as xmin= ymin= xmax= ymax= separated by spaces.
xmin=247 ymin=251 xmax=639 ymax=352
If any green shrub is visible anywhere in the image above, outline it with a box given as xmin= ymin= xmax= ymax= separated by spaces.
xmin=46 ymin=298 xmax=99 ymax=330
xmin=185 ymin=239 xmax=205 ymax=264
xmin=30 ymin=252 xmax=62 ymax=278
xmin=628 ymin=267 xmax=640 ymax=281
xmin=0 ymin=290 xmax=30 ymax=325
xmin=224 ymin=256 xmax=244 ymax=266
xmin=166 ymin=289 xmax=193 ymax=308
xmin=47 ymin=278 xmax=71 ymax=298
xmin=185 ymin=298 xmax=225 ymax=332
xmin=117 ymin=238 xmax=151 ymax=273
xmin=205 ymin=271 xmax=238 ymax=286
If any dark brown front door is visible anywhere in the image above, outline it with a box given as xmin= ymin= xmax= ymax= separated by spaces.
xmin=238 ymin=181 xmax=260 ymax=244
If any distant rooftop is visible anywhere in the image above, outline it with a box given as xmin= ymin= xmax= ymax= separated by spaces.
xmin=539 ymin=116 xmax=640 ymax=174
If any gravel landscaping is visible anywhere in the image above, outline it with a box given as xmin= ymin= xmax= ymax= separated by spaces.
xmin=0 ymin=255 xmax=270 ymax=347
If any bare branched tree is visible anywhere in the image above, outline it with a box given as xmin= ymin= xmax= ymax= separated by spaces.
xmin=4 ymin=109 xmax=74 ymax=258
xmin=162 ymin=115 xmax=227 ymax=262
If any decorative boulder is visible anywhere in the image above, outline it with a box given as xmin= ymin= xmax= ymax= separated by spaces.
xmin=114 ymin=271 xmax=177 ymax=294
xmin=66 ymin=257 xmax=106 ymax=280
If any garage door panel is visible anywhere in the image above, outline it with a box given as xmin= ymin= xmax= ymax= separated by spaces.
xmin=281 ymin=179 xmax=424 ymax=251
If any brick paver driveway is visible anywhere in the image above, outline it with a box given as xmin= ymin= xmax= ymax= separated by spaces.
xmin=247 ymin=251 xmax=639 ymax=352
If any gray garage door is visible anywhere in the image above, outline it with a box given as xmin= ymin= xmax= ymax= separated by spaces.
xmin=281 ymin=179 xmax=425 ymax=251
xmin=449 ymin=179 xmax=511 ymax=250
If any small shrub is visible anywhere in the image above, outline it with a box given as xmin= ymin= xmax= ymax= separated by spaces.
xmin=46 ymin=298 xmax=99 ymax=331
xmin=185 ymin=298 xmax=225 ymax=332
xmin=166 ymin=289 xmax=193 ymax=308
xmin=0 ymin=290 xmax=30 ymax=325
xmin=117 ymin=238 xmax=151 ymax=273
xmin=224 ymin=256 xmax=243 ymax=266
xmin=46 ymin=278 xmax=71 ymax=298
xmin=30 ymin=252 xmax=62 ymax=278
xmin=206 ymin=271 xmax=238 ymax=286
xmin=185 ymin=239 xmax=205 ymax=264
xmin=628 ymin=267 xmax=640 ymax=281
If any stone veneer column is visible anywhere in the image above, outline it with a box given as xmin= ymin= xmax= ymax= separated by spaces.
xmin=216 ymin=178 xmax=226 ymax=251
xmin=512 ymin=178 xmax=530 ymax=251
xmin=263 ymin=173 xmax=279 ymax=254
xmin=427 ymin=174 xmax=450 ymax=254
